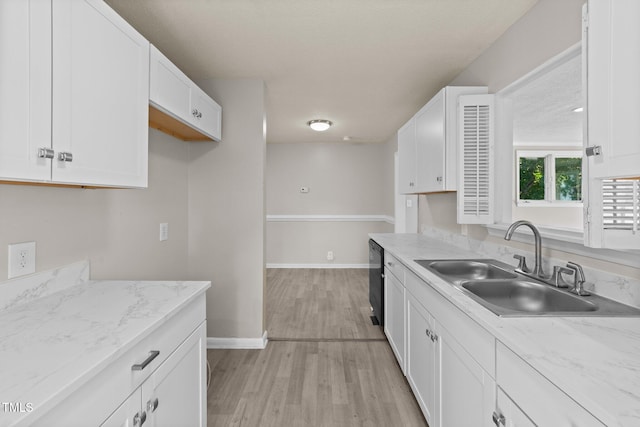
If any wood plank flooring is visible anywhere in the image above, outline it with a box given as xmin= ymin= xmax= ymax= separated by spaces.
xmin=207 ymin=269 xmax=428 ymax=427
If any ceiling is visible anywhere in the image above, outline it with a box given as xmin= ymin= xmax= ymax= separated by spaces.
xmin=511 ymin=52 xmax=582 ymax=145
xmin=106 ymin=0 xmax=537 ymax=144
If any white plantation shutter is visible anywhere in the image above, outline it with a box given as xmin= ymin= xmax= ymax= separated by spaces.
xmin=602 ymin=179 xmax=640 ymax=231
xmin=585 ymin=178 xmax=640 ymax=248
xmin=457 ymin=94 xmax=495 ymax=224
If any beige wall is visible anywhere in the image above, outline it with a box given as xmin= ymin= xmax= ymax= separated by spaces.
xmin=419 ymin=0 xmax=639 ymax=279
xmin=266 ymin=142 xmax=393 ymax=266
xmin=0 ymin=128 xmax=190 ymax=281
xmin=188 ymin=79 xmax=266 ymax=339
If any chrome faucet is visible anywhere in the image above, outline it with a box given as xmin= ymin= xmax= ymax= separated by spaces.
xmin=504 ymin=220 xmax=545 ymax=278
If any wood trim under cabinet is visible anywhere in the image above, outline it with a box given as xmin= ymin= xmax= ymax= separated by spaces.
xmin=148 ymin=105 xmax=213 ymax=142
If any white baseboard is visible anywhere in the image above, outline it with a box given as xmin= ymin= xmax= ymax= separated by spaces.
xmin=207 ymin=330 xmax=268 ymax=349
xmin=266 ymin=263 xmax=369 ymax=269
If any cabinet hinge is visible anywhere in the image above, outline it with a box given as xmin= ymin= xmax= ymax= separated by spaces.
xmin=585 ymin=205 xmax=592 ymax=225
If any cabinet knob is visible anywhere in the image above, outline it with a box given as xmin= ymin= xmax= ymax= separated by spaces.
xmin=492 ymin=411 xmax=506 ymax=426
xmin=147 ymin=397 xmax=159 ymax=413
xmin=436 ymin=176 xmax=443 ymax=182
xmin=192 ymin=109 xmax=202 ymax=119
xmin=134 ymin=411 xmax=147 ymax=426
xmin=57 ymin=152 xmax=73 ymax=162
xmin=38 ymin=148 xmax=54 ymax=159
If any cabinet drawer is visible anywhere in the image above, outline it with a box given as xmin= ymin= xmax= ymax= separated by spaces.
xmin=384 ymin=253 xmax=406 ymax=283
xmin=33 ymin=295 xmax=206 ymax=427
xmin=406 ymin=270 xmax=495 ymax=377
xmin=496 ymin=342 xmax=605 ymax=427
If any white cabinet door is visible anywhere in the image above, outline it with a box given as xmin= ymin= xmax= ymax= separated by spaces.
xmin=494 ymin=387 xmax=536 ymax=427
xmin=496 ymin=342 xmax=605 ymax=427
xmin=406 ymin=293 xmax=439 ymax=426
xmin=384 ymin=269 xmax=406 ymax=373
xmin=100 ymin=389 xmax=142 ymax=427
xmin=398 ymin=119 xmax=417 ymax=194
xmin=190 ymin=85 xmax=222 ymax=141
xmin=142 ymin=324 xmax=207 ymax=427
xmin=149 ymin=45 xmax=193 ymax=124
xmin=0 ymin=0 xmax=51 ymax=182
xmin=52 ymin=0 xmax=149 ymax=188
xmin=583 ymin=0 xmax=640 ymax=249
xmin=415 ymin=89 xmax=446 ymax=193
xmin=585 ymin=0 xmax=640 ymax=180
xmin=440 ymin=325 xmax=495 ymax=427
xmin=150 ymin=45 xmax=222 ymax=142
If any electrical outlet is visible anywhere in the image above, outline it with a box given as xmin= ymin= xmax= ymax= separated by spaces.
xmin=8 ymin=241 xmax=36 ymax=279
xmin=327 ymin=251 xmax=334 ymax=261
xmin=159 ymin=223 xmax=169 ymax=241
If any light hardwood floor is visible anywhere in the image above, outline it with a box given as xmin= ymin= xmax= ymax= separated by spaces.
xmin=207 ymin=269 xmax=428 ymax=427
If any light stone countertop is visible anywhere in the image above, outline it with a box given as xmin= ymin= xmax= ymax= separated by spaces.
xmin=0 ymin=262 xmax=210 ymax=427
xmin=370 ymin=233 xmax=640 ymax=427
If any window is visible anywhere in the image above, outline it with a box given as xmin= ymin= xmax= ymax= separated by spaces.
xmin=516 ymin=150 xmax=582 ymax=206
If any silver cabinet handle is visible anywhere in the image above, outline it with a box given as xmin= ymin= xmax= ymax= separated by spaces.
xmin=425 ymin=329 xmax=438 ymax=342
xmin=492 ymin=412 xmax=506 ymax=426
xmin=436 ymin=176 xmax=443 ymax=182
xmin=134 ymin=411 xmax=147 ymax=426
xmin=38 ymin=148 xmax=54 ymax=159
xmin=132 ymin=350 xmax=160 ymax=371
xmin=58 ymin=152 xmax=73 ymax=162
xmin=147 ymin=397 xmax=159 ymax=413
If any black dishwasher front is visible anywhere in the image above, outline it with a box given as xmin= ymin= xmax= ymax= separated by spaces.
xmin=369 ymin=239 xmax=384 ymax=326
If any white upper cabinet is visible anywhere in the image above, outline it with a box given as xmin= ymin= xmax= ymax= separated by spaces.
xmin=583 ymin=0 xmax=640 ymax=248
xmin=415 ymin=90 xmax=446 ymax=193
xmin=149 ymin=45 xmax=222 ymax=142
xmin=398 ymin=86 xmax=487 ymax=195
xmin=52 ymin=0 xmax=149 ymax=188
xmin=0 ymin=0 xmax=52 ymax=182
xmin=0 ymin=0 xmax=149 ymax=188
xmin=398 ymin=119 xmax=417 ymax=193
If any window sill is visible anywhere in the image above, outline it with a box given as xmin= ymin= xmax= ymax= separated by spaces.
xmin=515 ymin=201 xmax=583 ymax=208
xmin=485 ymin=223 xmax=640 ymax=268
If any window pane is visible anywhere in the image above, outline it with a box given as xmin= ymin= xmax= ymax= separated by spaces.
xmin=555 ymin=157 xmax=582 ymax=201
xmin=519 ymin=157 xmax=545 ymax=200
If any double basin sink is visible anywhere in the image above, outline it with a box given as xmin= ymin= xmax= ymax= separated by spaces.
xmin=415 ymin=259 xmax=640 ymax=317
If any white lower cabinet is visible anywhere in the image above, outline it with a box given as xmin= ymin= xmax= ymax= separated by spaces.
xmin=404 ymin=270 xmax=495 ymax=427
xmin=101 ymin=323 xmax=206 ymax=427
xmin=384 ymin=266 xmax=406 ymax=373
xmin=406 ymin=292 xmax=439 ymax=426
xmin=494 ymin=387 xmax=535 ymax=427
xmin=383 ymin=255 xmax=607 ymax=426
xmin=34 ymin=296 xmax=207 ymax=427
xmin=495 ymin=342 xmax=605 ymax=426
xmin=439 ymin=326 xmax=495 ymax=427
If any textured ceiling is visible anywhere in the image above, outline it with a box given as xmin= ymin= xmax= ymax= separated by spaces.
xmin=512 ymin=53 xmax=582 ymax=145
xmin=106 ymin=0 xmax=537 ymax=144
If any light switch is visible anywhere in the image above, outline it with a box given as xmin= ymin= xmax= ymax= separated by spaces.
xmin=406 ymin=199 xmax=413 ymax=208
xmin=159 ymin=223 xmax=169 ymax=241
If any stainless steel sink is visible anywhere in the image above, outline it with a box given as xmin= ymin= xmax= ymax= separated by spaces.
xmin=461 ymin=279 xmax=598 ymax=314
xmin=415 ymin=258 xmax=640 ymax=317
xmin=423 ymin=260 xmax=517 ymax=282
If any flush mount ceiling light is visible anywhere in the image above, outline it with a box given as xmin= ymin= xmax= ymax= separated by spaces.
xmin=307 ymin=119 xmax=332 ymax=132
